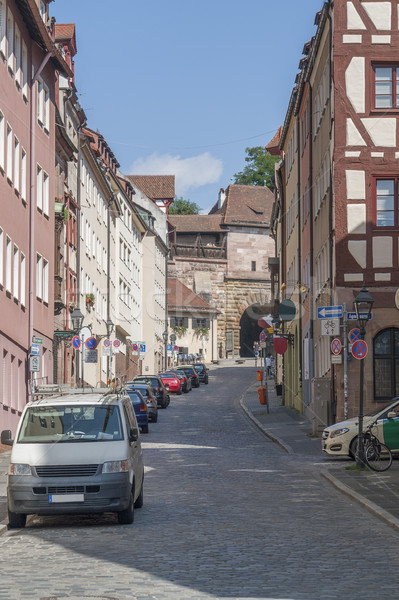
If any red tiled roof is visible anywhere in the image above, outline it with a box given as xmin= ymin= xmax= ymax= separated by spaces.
xmin=54 ymin=23 xmax=75 ymax=41
xmin=266 ymin=126 xmax=283 ymax=155
xmin=127 ymin=175 xmax=175 ymax=200
xmin=168 ymin=278 xmax=217 ymax=312
xmin=221 ymin=184 xmax=274 ymax=225
xmin=168 ymin=214 xmax=224 ymax=233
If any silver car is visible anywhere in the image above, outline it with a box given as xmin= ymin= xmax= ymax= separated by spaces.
xmin=126 ymin=383 xmax=158 ymax=422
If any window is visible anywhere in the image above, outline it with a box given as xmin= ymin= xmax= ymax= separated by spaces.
xmin=193 ymin=318 xmax=210 ymax=329
xmin=21 ymin=148 xmax=26 ymax=200
xmin=13 ymin=244 xmax=18 ymax=299
xmin=6 ymin=123 xmax=12 ymax=182
xmin=20 ymin=253 xmax=25 ymax=306
xmin=36 ymin=165 xmax=42 ymax=210
xmin=0 ymin=228 xmax=3 ymax=286
xmin=251 ymin=261 xmax=256 ymax=272
xmin=21 ymin=41 xmax=28 ymax=100
xmin=374 ymin=328 xmax=399 ymax=401
xmin=5 ymin=236 xmax=11 ymax=292
xmin=42 ymin=258 xmax=48 ymax=303
xmin=0 ymin=111 xmax=4 ymax=170
xmin=373 ymin=177 xmax=399 ymax=227
xmin=14 ymin=24 xmax=21 ymax=88
xmin=13 ymin=136 xmax=19 ymax=192
xmin=39 ymin=1 xmax=46 ymax=22
xmin=170 ymin=316 xmax=188 ymax=328
xmin=42 ymin=171 xmax=49 ymax=215
xmin=0 ymin=0 xmax=6 ymax=56
xmin=37 ymin=77 xmax=49 ymax=131
xmin=373 ymin=65 xmax=399 ymax=109
xmin=7 ymin=7 xmax=14 ymax=74
xmin=36 ymin=253 xmax=42 ymax=300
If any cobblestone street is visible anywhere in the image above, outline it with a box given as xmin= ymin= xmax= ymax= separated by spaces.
xmin=1 ymin=365 xmax=399 ymax=600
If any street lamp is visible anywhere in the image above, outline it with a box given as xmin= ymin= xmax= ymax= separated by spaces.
xmin=70 ymin=307 xmax=84 ymax=333
xmin=354 ymin=283 xmax=374 ymax=467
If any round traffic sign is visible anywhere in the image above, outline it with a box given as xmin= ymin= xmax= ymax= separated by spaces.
xmin=331 ymin=338 xmax=342 ymax=355
xmin=259 ymin=331 xmax=266 ymax=343
xmin=351 ymin=339 xmax=368 ymax=360
xmin=85 ymin=337 xmax=97 ymax=350
xmin=103 ymin=338 xmax=111 ymax=347
xmin=132 ymin=343 xmax=138 ymax=351
xmin=113 ymin=339 xmax=121 ymax=348
xmin=72 ymin=336 xmax=81 ymax=349
xmin=173 ymin=345 xmax=179 ymax=351
xmin=348 ymin=328 xmax=361 ymax=343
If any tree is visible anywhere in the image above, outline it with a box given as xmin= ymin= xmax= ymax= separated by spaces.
xmin=169 ymin=197 xmax=201 ymax=215
xmin=233 ymin=146 xmax=279 ymax=190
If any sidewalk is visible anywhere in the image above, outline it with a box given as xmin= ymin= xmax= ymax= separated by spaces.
xmin=241 ymin=375 xmax=399 ymax=532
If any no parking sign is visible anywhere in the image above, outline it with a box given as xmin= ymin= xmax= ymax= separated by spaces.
xmin=351 ymin=339 xmax=368 ymax=360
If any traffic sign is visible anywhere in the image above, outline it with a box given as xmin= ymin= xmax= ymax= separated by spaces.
xmin=113 ymin=339 xmax=121 ymax=348
xmin=320 ymin=318 xmax=340 ymax=336
xmin=72 ymin=336 xmax=81 ymax=349
xmin=31 ymin=343 xmax=40 ymax=355
xmin=351 ymin=339 xmax=368 ymax=360
xmin=84 ymin=349 xmax=98 ymax=363
xmin=85 ymin=337 xmax=97 ymax=350
xmin=331 ymin=338 xmax=342 ymax=355
xmin=103 ymin=338 xmax=111 ymax=347
xmin=167 ymin=344 xmax=172 ymax=351
xmin=317 ymin=305 xmax=343 ymax=319
xmin=102 ymin=347 xmax=112 ymax=357
xmin=79 ymin=327 xmax=92 ymax=343
xmin=139 ymin=343 xmax=146 ymax=353
xmin=173 ymin=345 xmax=179 ymax=352
xmin=29 ymin=355 xmax=41 ymax=372
xmin=348 ymin=328 xmax=361 ymax=343
xmin=259 ymin=331 xmax=266 ymax=343
xmin=32 ymin=337 xmax=42 ymax=344
xmin=347 ymin=312 xmax=372 ymax=321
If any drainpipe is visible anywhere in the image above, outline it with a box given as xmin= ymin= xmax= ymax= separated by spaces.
xmin=327 ymin=9 xmax=335 ymax=422
xmin=309 ymin=84 xmax=315 ymax=418
xmin=296 ymin=116 xmax=302 ymax=396
xmin=28 ymin=51 xmax=51 ymax=396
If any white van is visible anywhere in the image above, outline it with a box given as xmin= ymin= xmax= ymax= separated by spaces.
xmin=1 ymin=388 xmax=144 ymax=528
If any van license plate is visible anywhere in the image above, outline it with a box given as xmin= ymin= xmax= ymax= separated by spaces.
xmin=48 ymin=494 xmax=84 ymax=503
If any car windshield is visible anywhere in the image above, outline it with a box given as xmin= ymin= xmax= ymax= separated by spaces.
xmin=182 ymin=367 xmax=194 ymax=374
xmin=194 ymin=365 xmax=205 ymax=372
xmin=159 ymin=373 xmax=175 ymax=379
xmin=17 ymin=405 xmax=124 ymax=443
xmin=126 ymin=391 xmax=143 ymax=405
xmin=365 ymin=400 xmax=398 ymax=417
xmin=135 ymin=377 xmax=159 ymax=387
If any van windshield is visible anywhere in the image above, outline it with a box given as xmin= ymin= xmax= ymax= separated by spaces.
xmin=17 ymin=405 xmax=124 ymax=443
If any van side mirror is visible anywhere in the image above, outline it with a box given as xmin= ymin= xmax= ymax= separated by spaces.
xmin=1 ymin=430 xmax=13 ymax=446
xmin=129 ymin=427 xmax=139 ymax=443
xmin=387 ymin=411 xmax=397 ymax=419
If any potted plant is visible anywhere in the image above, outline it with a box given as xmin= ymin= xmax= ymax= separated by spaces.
xmin=85 ymin=293 xmax=95 ymax=307
xmin=171 ymin=325 xmax=187 ymax=338
xmin=55 ymin=197 xmax=64 ymax=214
xmin=194 ymin=326 xmax=209 ymax=338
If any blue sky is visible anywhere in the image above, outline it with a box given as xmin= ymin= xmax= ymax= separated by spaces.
xmin=53 ymin=0 xmax=325 ymax=213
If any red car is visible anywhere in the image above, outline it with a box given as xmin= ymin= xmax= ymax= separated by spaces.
xmin=158 ymin=372 xmax=182 ymax=395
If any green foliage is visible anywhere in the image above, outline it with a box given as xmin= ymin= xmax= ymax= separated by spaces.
xmin=233 ymin=147 xmax=280 ymax=190
xmin=171 ymin=325 xmax=187 ymax=337
xmin=169 ymin=197 xmax=201 ymax=215
xmin=193 ymin=327 xmax=209 ymax=337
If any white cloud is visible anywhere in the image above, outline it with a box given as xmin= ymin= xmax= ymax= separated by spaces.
xmin=129 ymin=152 xmax=223 ymax=195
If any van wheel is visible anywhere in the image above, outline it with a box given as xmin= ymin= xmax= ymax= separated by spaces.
xmin=118 ymin=489 xmax=134 ymax=525
xmin=8 ymin=510 xmax=26 ymax=529
xmin=134 ymin=480 xmax=144 ymax=509
xmin=141 ymin=424 xmax=149 ymax=434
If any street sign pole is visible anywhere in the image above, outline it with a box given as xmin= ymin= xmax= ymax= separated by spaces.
xmin=343 ymin=303 xmax=348 ymax=420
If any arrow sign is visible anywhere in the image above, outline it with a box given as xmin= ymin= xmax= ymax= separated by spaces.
xmin=352 ymin=339 xmax=368 ymax=360
xmin=317 ymin=305 xmax=343 ymax=319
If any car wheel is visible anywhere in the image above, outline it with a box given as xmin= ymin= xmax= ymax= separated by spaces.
xmin=205 ymin=379 xmax=209 ymax=384
xmin=152 ymin=412 xmax=158 ymax=423
xmin=8 ymin=510 xmax=26 ymax=529
xmin=349 ymin=436 xmax=358 ymax=460
xmin=141 ymin=424 xmax=149 ymax=434
xmin=118 ymin=488 xmax=134 ymax=524
xmin=134 ymin=479 xmax=144 ymax=509
xmin=177 ymin=386 xmax=182 ymax=395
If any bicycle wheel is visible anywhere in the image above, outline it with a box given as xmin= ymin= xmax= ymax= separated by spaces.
xmin=365 ymin=441 xmax=393 ymax=472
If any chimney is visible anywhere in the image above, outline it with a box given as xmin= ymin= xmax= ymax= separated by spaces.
xmin=217 ymin=188 xmax=225 ymax=209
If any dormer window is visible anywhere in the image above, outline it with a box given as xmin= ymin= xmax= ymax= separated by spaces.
xmin=40 ymin=0 xmax=46 ymax=23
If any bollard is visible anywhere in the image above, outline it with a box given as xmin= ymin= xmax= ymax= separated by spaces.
xmin=258 ymin=386 xmax=267 ymax=405
xmin=257 ymin=370 xmax=263 ymax=382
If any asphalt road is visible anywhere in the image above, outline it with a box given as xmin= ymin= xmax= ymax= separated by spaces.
xmin=1 ymin=365 xmax=399 ymax=600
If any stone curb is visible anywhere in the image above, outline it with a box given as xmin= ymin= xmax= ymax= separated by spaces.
xmin=321 ymin=470 xmax=399 ymax=532
xmin=239 ymin=386 xmax=293 ymax=455
xmin=0 ymin=522 xmax=7 ymax=536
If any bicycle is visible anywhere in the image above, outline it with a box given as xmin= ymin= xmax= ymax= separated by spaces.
xmin=362 ymin=421 xmax=393 ymax=472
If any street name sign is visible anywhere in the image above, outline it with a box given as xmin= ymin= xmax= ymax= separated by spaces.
xmin=317 ymin=305 xmax=343 ymax=319
xmin=347 ymin=312 xmax=372 ymax=321
xmin=32 ymin=337 xmax=43 ymax=344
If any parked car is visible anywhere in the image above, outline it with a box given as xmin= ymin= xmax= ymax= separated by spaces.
xmin=126 ymin=385 xmax=157 ymax=423
xmin=126 ymin=389 xmax=149 ymax=433
xmin=131 ymin=376 xmax=170 ymax=409
xmin=192 ymin=362 xmax=209 ymax=384
xmin=170 ymin=368 xmax=192 ymax=393
xmin=322 ymin=397 xmax=399 ymax=458
xmin=158 ymin=372 xmax=182 ymax=394
xmin=0 ymin=388 xmax=144 ymax=528
xmin=179 ymin=365 xmax=200 ymax=388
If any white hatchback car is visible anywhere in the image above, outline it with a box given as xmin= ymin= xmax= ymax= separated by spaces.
xmin=322 ymin=397 xmax=399 ymax=458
